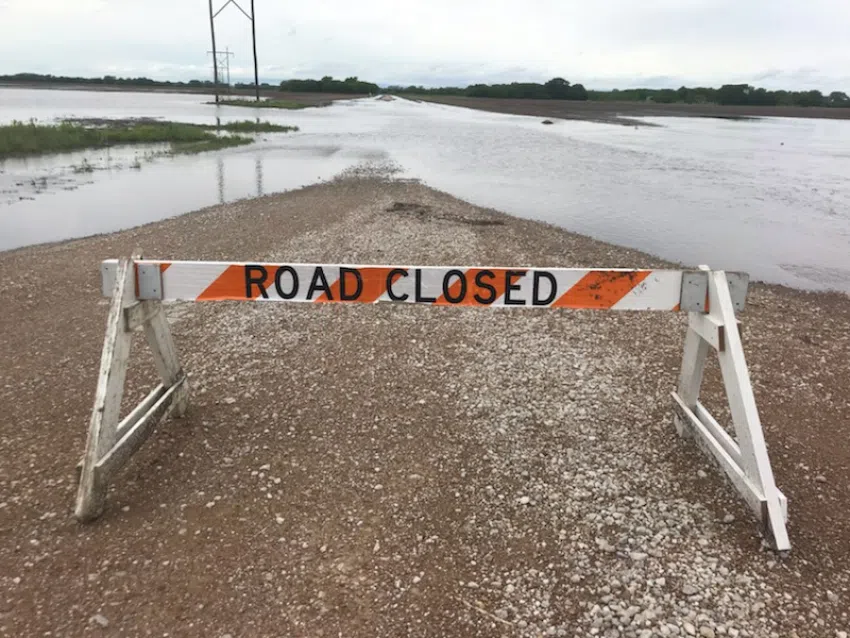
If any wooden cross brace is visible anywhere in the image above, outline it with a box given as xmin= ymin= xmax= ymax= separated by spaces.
xmin=672 ymin=267 xmax=790 ymax=552
xmin=74 ymin=257 xmax=189 ymax=522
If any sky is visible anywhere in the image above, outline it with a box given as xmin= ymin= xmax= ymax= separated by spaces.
xmin=1 ymin=0 xmax=849 ymax=92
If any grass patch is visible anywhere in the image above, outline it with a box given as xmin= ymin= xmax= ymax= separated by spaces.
xmin=212 ymin=98 xmax=314 ymax=110
xmin=171 ymin=135 xmax=252 ymax=154
xmin=201 ymin=120 xmax=299 ymax=133
xmin=0 ymin=119 xmax=295 ymax=158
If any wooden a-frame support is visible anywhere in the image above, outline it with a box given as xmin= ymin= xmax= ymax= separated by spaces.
xmin=76 ymin=256 xmax=788 ymax=551
xmin=75 ymin=257 xmax=189 ymax=522
xmin=672 ymin=266 xmax=790 ymax=552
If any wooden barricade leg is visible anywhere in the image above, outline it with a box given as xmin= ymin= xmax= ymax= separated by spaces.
xmin=672 ymin=270 xmax=790 ymax=552
xmin=75 ymin=258 xmax=188 ymax=522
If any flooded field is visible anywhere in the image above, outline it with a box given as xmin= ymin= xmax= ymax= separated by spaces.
xmin=1 ymin=87 xmax=849 ymax=292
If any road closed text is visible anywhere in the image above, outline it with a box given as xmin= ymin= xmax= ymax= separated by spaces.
xmin=242 ymin=264 xmax=564 ymax=306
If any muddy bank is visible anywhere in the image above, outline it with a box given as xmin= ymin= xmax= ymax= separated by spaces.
xmin=0 ymin=177 xmax=848 ymax=637
xmin=418 ymin=95 xmax=850 ymax=125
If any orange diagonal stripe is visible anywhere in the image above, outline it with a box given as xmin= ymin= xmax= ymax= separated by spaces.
xmin=198 ymin=264 xmax=265 ymax=300
xmin=360 ymin=267 xmax=403 ymax=303
xmin=461 ymin=268 xmax=511 ymax=306
xmin=316 ymin=267 xmax=400 ymax=303
xmin=434 ymin=269 xmax=470 ymax=306
xmin=552 ymin=270 xmax=651 ymax=309
xmin=434 ymin=268 xmax=515 ymax=306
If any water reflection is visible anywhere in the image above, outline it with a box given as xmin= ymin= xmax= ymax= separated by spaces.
xmin=217 ymin=156 xmax=225 ymax=204
xmin=255 ymin=156 xmax=264 ymax=197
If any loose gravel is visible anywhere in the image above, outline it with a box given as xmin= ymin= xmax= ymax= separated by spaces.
xmin=0 ymin=173 xmax=848 ymax=637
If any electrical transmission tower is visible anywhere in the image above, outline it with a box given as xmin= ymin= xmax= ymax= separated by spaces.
xmin=208 ymin=47 xmax=235 ymax=88
xmin=207 ymin=0 xmax=260 ymax=103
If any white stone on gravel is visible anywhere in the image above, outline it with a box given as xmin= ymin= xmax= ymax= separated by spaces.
xmin=90 ymin=614 xmax=109 ymax=628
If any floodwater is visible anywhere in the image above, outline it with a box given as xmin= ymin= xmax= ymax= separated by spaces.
xmin=1 ymin=88 xmax=849 ymax=293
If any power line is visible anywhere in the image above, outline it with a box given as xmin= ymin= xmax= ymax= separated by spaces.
xmin=207 ymin=0 xmax=260 ymax=103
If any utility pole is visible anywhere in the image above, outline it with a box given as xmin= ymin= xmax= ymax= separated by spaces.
xmin=206 ymin=0 xmax=261 ymax=102
xmin=251 ymin=0 xmax=259 ymax=101
xmin=207 ymin=0 xmax=219 ymax=103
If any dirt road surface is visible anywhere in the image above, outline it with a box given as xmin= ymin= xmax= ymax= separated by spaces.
xmin=415 ymin=96 xmax=850 ymax=126
xmin=1 ymin=176 xmax=848 ymax=637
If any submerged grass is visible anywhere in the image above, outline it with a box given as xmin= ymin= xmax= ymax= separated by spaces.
xmin=202 ymin=120 xmax=299 ymax=133
xmin=0 ymin=119 xmax=296 ymax=158
xmin=212 ymin=98 xmax=314 ymax=110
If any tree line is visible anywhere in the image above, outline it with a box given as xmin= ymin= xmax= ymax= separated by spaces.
xmin=2 ymin=73 xmax=849 ymax=108
xmin=386 ymin=78 xmax=589 ymax=100
xmin=586 ymin=84 xmax=850 ymax=107
xmin=278 ymin=76 xmax=380 ymax=94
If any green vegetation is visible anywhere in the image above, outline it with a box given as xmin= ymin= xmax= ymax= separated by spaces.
xmin=0 ymin=119 xmax=296 ymax=159
xmin=279 ymin=76 xmax=380 ymax=95
xmin=0 ymin=72 xmax=279 ymax=91
xmin=388 ymin=78 xmax=588 ymax=101
xmin=585 ymin=85 xmax=850 ymax=107
xmin=200 ymin=119 xmax=299 ymax=132
xmin=392 ymin=79 xmax=850 ymax=108
xmin=4 ymin=71 xmax=848 ymax=109
xmin=213 ymin=98 xmax=312 ymax=110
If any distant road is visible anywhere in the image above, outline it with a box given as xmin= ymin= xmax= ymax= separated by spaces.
xmin=414 ymin=94 xmax=850 ymax=125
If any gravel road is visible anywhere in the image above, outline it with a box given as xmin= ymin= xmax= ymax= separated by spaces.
xmin=1 ymin=175 xmax=848 ymax=637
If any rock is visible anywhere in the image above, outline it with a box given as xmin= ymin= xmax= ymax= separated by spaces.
xmin=90 ymin=614 xmax=109 ymax=628
xmin=223 ymin=397 xmax=236 ymax=404
xmin=541 ymin=120 xmax=554 ymax=125
xmin=815 ymin=475 xmax=826 ymax=483
xmin=596 ymin=538 xmax=616 ymax=553
xmin=518 ymin=496 xmax=531 ymax=505
xmin=684 ymin=622 xmax=696 ymax=636
xmin=466 ymin=581 xmax=479 ymax=588
xmin=836 ymin=632 xmax=847 ymax=638
xmin=630 ymin=552 xmax=648 ymax=561
xmin=700 ymin=627 xmax=716 ymax=638
xmin=826 ymin=590 xmax=839 ymax=603
xmin=722 ymin=514 xmax=735 ymax=523
xmin=682 ymin=584 xmax=699 ymax=596
xmin=570 ymin=574 xmax=581 ymax=583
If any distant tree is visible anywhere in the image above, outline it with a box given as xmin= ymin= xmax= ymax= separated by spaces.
xmin=717 ymin=84 xmax=751 ymax=105
xmin=653 ymin=89 xmax=678 ymax=103
xmin=828 ymin=91 xmax=850 ymax=106
xmin=567 ymin=83 xmax=588 ymax=101
xmin=544 ymin=77 xmax=571 ymax=99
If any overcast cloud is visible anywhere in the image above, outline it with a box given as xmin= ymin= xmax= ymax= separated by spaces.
xmin=1 ymin=0 xmax=849 ymax=91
